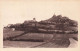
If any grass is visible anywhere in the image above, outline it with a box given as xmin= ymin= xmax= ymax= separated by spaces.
xmin=3 ymin=28 xmax=78 ymax=41
xmin=3 ymin=28 xmax=24 ymax=40
xmin=3 ymin=41 xmax=44 ymax=48
xmin=3 ymin=28 xmax=78 ymax=48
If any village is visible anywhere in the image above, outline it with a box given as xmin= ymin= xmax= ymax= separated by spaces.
xmin=3 ymin=14 xmax=78 ymax=48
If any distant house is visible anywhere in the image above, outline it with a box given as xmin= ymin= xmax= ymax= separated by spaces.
xmin=24 ymin=18 xmax=37 ymax=24
xmin=7 ymin=24 xmax=13 ymax=27
xmin=12 ymin=28 xmax=15 ymax=31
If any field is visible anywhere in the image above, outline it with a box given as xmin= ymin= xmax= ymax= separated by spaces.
xmin=3 ymin=28 xmax=78 ymax=48
xmin=3 ymin=28 xmax=24 ymax=40
xmin=3 ymin=41 xmax=45 ymax=48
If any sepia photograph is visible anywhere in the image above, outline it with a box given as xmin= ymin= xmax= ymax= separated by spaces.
xmin=1 ymin=0 xmax=79 ymax=48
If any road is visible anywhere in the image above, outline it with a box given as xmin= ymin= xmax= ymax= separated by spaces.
xmin=68 ymin=38 xmax=78 ymax=48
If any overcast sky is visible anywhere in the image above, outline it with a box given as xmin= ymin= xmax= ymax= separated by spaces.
xmin=1 ymin=0 xmax=80 ymax=26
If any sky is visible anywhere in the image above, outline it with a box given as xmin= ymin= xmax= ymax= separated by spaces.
xmin=0 ymin=0 xmax=80 ymax=26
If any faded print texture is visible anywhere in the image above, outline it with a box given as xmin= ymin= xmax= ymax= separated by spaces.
xmin=0 ymin=0 xmax=79 ymax=48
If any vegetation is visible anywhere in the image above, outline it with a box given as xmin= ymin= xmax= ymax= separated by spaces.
xmin=6 ymin=14 xmax=78 ymax=34
xmin=3 ymin=14 xmax=78 ymax=48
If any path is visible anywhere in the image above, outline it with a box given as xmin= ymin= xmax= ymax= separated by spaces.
xmin=68 ymin=38 xmax=78 ymax=48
